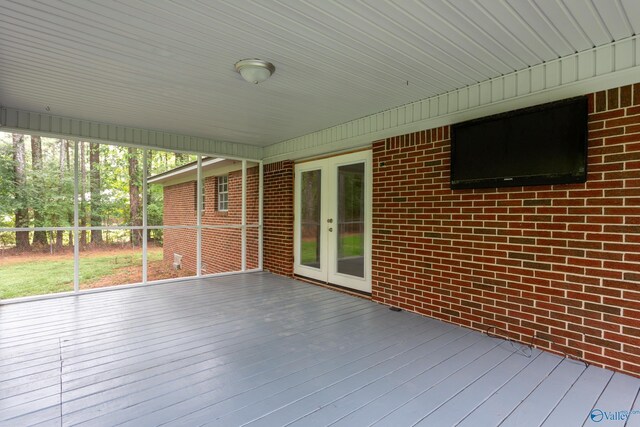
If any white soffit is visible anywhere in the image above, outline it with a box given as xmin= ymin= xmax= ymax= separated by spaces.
xmin=264 ymin=35 xmax=640 ymax=162
xmin=0 ymin=0 xmax=639 ymax=151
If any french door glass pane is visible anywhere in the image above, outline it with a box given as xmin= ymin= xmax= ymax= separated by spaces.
xmin=300 ymin=170 xmax=321 ymax=268
xmin=337 ymin=163 xmax=365 ymax=278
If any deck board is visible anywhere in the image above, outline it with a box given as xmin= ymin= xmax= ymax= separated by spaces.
xmin=498 ymin=358 xmax=587 ymax=426
xmin=371 ymin=343 xmax=519 ymax=426
xmin=456 ymin=351 xmax=563 ymax=426
xmin=61 ymin=307 xmax=400 ymax=423
xmin=541 ymin=365 xmax=614 ymax=427
xmin=590 ymin=372 xmax=640 ymax=427
xmin=204 ymin=323 xmax=463 ymax=426
xmin=248 ymin=328 xmax=472 ymax=427
xmin=1 ymin=272 xmax=638 ymax=427
xmin=87 ymin=310 xmax=430 ymax=426
xmin=413 ymin=348 xmax=543 ymax=426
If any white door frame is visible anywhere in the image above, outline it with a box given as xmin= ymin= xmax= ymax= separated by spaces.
xmin=294 ymin=150 xmax=372 ymax=293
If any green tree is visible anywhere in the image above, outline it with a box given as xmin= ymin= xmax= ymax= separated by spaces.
xmin=0 ymin=134 xmax=15 ymax=226
xmin=175 ymin=152 xmax=188 ymax=166
xmin=31 ymin=135 xmax=48 ymax=246
xmin=89 ymin=142 xmax=103 ymax=244
xmin=55 ymin=139 xmax=66 ymax=248
xmin=79 ymin=141 xmax=87 ymax=246
xmin=128 ymin=147 xmax=142 ymax=246
xmin=12 ymin=133 xmax=30 ymax=250
xmin=0 ymin=134 xmax=17 ymax=251
xmin=43 ymin=138 xmax=74 ymax=249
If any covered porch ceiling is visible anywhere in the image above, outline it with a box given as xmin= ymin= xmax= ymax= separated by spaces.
xmin=1 ymin=0 xmax=638 ymax=153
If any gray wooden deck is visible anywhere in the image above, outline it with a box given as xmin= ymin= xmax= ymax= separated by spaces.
xmin=1 ymin=272 xmax=638 ymax=427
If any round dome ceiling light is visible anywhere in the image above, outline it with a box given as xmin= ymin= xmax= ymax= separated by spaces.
xmin=234 ymin=59 xmax=275 ymax=84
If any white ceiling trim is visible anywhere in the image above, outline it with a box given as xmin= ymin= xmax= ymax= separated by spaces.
xmin=0 ymin=107 xmax=263 ymax=161
xmin=263 ymin=35 xmax=640 ymax=163
xmin=3 ymin=34 xmax=638 ymax=164
xmin=2 ymin=0 xmax=638 ymax=147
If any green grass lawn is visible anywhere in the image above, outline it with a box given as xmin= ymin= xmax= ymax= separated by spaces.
xmin=338 ymin=234 xmax=364 ymax=258
xmin=0 ymin=248 xmax=163 ymax=299
xmin=301 ymin=234 xmax=363 ymax=264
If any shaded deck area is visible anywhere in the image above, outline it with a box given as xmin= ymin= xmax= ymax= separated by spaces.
xmin=1 ymin=272 xmax=639 ymax=426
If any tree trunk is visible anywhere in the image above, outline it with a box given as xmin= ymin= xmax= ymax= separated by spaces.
xmin=56 ymin=230 xmax=64 ymax=249
xmin=175 ymin=152 xmax=187 ymax=166
xmin=31 ymin=135 xmax=48 ymax=246
xmin=79 ymin=142 xmax=87 ymax=246
xmin=56 ymin=139 xmax=67 ymax=249
xmin=12 ymin=133 xmax=30 ymax=251
xmin=89 ymin=142 xmax=103 ymax=245
xmin=129 ymin=148 xmax=142 ymax=246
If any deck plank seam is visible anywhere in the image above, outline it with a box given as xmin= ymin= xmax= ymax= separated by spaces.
xmin=0 ymin=279 xmax=334 ymax=337
xmin=0 ymin=287 xmax=347 ymax=349
xmin=624 ymin=387 xmax=640 ymax=427
xmin=495 ymin=359 xmax=573 ymax=426
xmin=452 ymin=353 xmax=561 ymax=426
xmin=216 ymin=326 xmax=467 ymax=426
xmin=246 ymin=328 xmax=474 ymax=427
xmin=58 ymin=305 xmax=391 ymax=398
xmin=534 ymin=361 xmax=590 ymax=426
xmin=79 ymin=314 xmax=438 ymax=425
xmin=324 ymin=334 xmax=493 ymax=426
xmin=65 ymin=314 xmax=432 ymax=425
xmin=410 ymin=350 xmax=545 ymax=427
xmin=58 ymin=337 xmax=63 ymax=427
xmin=368 ymin=339 xmax=506 ymax=426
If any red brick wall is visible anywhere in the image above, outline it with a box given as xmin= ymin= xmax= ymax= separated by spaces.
xmin=263 ymin=160 xmax=294 ymax=277
xmin=163 ymin=166 xmax=259 ymax=274
xmin=371 ymin=84 xmax=640 ymax=376
xmin=162 ymin=181 xmax=198 ymax=274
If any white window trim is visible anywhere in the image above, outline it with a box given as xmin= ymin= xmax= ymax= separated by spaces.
xmin=218 ymin=175 xmax=229 ymax=212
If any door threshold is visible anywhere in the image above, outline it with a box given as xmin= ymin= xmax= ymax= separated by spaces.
xmin=294 ymin=275 xmax=371 ymax=300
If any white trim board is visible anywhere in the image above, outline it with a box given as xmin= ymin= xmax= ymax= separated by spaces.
xmin=0 ymin=107 xmax=263 ymax=161
xmin=263 ymin=36 xmax=640 ymax=163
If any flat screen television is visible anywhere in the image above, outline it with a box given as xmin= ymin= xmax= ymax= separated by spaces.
xmin=450 ymin=96 xmax=588 ymax=189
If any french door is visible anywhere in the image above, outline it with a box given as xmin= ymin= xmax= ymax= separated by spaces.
xmin=294 ymin=151 xmax=372 ymax=293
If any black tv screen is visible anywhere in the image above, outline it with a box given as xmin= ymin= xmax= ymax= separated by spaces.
xmin=450 ymin=96 xmax=588 ymax=189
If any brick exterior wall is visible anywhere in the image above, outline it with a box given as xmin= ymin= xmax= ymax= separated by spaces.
xmin=263 ymin=160 xmax=294 ymax=277
xmin=162 ymin=84 xmax=639 ymax=376
xmin=162 ymin=181 xmax=198 ymax=274
xmin=163 ymin=166 xmax=259 ymax=274
xmin=371 ymin=84 xmax=640 ymax=376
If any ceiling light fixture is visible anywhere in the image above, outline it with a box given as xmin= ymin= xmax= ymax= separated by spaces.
xmin=234 ymin=59 xmax=275 ymax=84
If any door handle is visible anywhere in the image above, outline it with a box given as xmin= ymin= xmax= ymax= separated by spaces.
xmin=328 ymin=227 xmax=333 ymax=232
xmin=327 ymin=218 xmax=333 ymax=223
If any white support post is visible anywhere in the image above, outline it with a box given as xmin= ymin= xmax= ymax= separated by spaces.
xmin=73 ymin=141 xmax=80 ymax=293
xmin=142 ymin=150 xmax=148 ymax=284
xmin=258 ymin=161 xmax=263 ymax=271
xmin=241 ymin=160 xmax=247 ymax=271
xmin=196 ymin=156 xmax=202 ymax=277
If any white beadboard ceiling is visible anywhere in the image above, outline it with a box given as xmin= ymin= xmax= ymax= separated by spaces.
xmin=0 ymin=0 xmax=638 ymax=148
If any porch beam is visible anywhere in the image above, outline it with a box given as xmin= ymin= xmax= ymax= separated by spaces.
xmin=0 ymin=107 xmax=263 ymax=161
